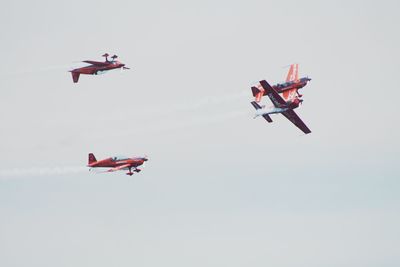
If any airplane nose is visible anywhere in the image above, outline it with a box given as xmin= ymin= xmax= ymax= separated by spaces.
xmin=121 ymin=64 xmax=130 ymax=70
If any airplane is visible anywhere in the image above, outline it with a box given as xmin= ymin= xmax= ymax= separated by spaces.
xmin=69 ymin=53 xmax=130 ymax=83
xmin=87 ymin=153 xmax=148 ymax=176
xmin=251 ymin=64 xmax=311 ymax=102
xmin=251 ymin=79 xmax=312 ymax=134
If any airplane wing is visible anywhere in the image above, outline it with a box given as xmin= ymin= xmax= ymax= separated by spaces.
xmin=262 ymin=114 xmax=273 ymax=123
xmin=286 ymin=63 xmax=299 ymax=82
xmin=259 ymin=80 xmax=287 ymax=107
xmin=281 ymin=109 xmax=311 ymax=134
xmin=106 ymin=164 xmax=131 ymax=172
xmin=82 ymin=60 xmax=110 ymax=66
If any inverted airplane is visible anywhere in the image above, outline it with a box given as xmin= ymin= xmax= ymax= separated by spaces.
xmin=87 ymin=153 xmax=148 ymax=176
xmin=251 ymin=64 xmax=311 ymax=102
xmin=70 ymin=53 xmax=130 ymax=83
xmin=250 ymin=65 xmax=312 ymax=134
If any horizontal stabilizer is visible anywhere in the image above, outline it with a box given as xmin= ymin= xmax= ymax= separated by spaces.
xmin=251 ymin=101 xmax=262 ymax=110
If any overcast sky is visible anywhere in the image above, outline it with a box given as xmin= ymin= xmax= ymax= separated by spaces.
xmin=1 ymin=0 xmax=399 ymax=266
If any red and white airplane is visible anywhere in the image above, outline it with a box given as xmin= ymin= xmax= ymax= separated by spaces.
xmin=70 ymin=53 xmax=129 ymax=83
xmin=251 ymin=64 xmax=311 ymax=102
xmin=87 ymin=153 xmax=148 ymax=176
xmin=250 ymin=64 xmax=312 ymax=134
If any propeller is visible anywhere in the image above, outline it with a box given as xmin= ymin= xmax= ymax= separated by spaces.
xmin=120 ymin=66 xmax=130 ymax=73
xmin=142 ymin=155 xmax=148 ymax=165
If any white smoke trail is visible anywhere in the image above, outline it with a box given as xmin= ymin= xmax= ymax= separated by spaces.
xmin=173 ymin=90 xmax=249 ymax=112
xmin=0 ymin=166 xmax=87 ymax=179
xmin=0 ymin=65 xmax=73 ymax=77
xmin=103 ymin=107 xmax=251 ymax=140
xmin=0 ymin=61 xmax=93 ymax=78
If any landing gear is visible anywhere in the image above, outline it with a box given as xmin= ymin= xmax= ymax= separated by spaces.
xmin=125 ymin=167 xmax=141 ymax=176
xmin=102 ymin=53 xmax=109 ymax=62
xmin=126 ymin=167 xmax=134 ymax=176
xmin=296 ymin=90 xmax=303 ymax=98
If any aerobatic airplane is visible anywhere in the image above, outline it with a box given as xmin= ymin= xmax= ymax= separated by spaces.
xmin=69 ymin=53 xmax=130 ymax=83
xmin=251 ymin=79 xmax=311 ymax=134
xmin=251 ymin=64 xmax=311 ymax=102
xmin=87 ymin=153 xmax=148 ymax=176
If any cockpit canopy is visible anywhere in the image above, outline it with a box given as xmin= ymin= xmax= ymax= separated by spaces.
xmin=276 ymin=82 xmax=292 ymax=88
xmin=111 ymin=156 xmax=129 ymax=161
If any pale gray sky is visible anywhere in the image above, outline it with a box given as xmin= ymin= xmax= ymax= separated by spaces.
xmin=1 ymin=0 xmax=399 ymax=266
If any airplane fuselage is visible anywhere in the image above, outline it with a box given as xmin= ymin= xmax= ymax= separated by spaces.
xmin=273 ymin=77 xmax=311 ymax=93
xmin=252 ymin=77 xmax=311 ymax=102
xmin=254 ymin=97 xmax=301 ymax=117
xmin=88 ymin=157 xmax=146 ymax=169
xmin=87 ymin=153 xmax=148 ymax=176
xmin=255 ymin=106 xmax=289 ymax=117
xmin=71 ymin=62 xmax=126 ymax=75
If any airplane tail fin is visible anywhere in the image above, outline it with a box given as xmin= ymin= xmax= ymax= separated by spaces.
xmin=285 ymin=63 xmax=299 ymax=82
xmin=71 ymin=72 xmax=80 ymax=83
xmin=88 ymin=153 xmax=97 ymax=164
xmin=251 ymin=86 xmax=264 ymax=102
